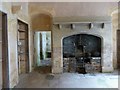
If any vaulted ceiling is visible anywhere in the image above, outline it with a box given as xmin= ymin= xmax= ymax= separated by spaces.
xmin=11 ymin=2 xmax=118 ymax=17
xmin=11 ymin=2 xmax=119 ymax=30
xmin=29 ymin=2 xmax=118 ymax=17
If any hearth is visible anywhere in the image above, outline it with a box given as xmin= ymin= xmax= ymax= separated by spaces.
xmin=63 ymin=34 xmax=101 ymax=73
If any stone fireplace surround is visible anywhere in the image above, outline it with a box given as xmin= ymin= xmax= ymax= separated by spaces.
xmin=52 ymin=17 xmax=113 ymax=73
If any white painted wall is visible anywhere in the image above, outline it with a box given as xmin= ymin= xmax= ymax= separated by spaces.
xmin=46 ymin=32 xmax=51 ymax=52
xmin=42 ymin=32 xmax=47 ymax=59
xmin=34 ymin=32 xmax=41 ymax=66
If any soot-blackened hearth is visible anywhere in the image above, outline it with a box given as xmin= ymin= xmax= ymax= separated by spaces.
xmin=63 ymin=34 xmax=101 ymax=73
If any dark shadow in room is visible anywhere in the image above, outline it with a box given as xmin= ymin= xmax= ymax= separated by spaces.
xmin=117 ymin=30 xmax=120 ymax=74
xmin=63 ymin=34 xmax=102 ymax=74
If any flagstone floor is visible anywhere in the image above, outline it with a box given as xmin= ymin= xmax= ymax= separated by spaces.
xmin=15 ymin=71 xmax=119 ymax=89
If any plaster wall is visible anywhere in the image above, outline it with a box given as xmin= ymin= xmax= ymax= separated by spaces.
xmin=31 ymin=14 xmax=52 ymax=31
xmin=0 ymin=2 xmax=33 ymax=88
xmin=46 ymin=32 xmax=51 ymax=52
xmin=29 ymin=2 xmax=117 ymax=17
xmin=34 ymin=32 xmax=40 ymax=66
xmin=42 ymin=32 xmax=47 ymax=59
xmin=112 ymin=10 xmax=119 ymax=69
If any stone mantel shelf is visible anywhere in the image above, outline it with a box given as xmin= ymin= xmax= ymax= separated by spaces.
xmin=53 ymin=21 xmax=110 ymax=29
xmin=53 ymin=21 xmax=111 ymax=25
xmin=53 ymin=21 xmax=111 ymax=29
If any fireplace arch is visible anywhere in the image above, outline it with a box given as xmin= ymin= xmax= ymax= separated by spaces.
xmin=62 ymin=34 xmax=103 ymax=73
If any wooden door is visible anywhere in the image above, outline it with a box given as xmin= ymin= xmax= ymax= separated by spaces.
xmin=0 ymin=11 xmax=9 ymax=89
xmin=0 ymin=10 xmax=2 ymax=90
xmin=17 ymin=20 xmax=29 ymax=74
xmin=117 ymin=30 xmax=120 ymax=70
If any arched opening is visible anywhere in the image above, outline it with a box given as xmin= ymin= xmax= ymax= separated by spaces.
xmin=62 ymin=34 xmax=102 ymax=74
xmin=31 ymin=13 xmax=52 ymax=31
xmin=31 ymin=13 xmax=53 ymax=74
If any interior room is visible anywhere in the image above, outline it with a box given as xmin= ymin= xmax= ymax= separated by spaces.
xmin=0 ymin=1 xmax=119 ymax=89
xmin=34 ymin=31 xmax=52 ymax=73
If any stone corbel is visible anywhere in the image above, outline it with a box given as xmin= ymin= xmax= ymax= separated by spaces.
xmin=101 ymin=23 xmax=105 ymax=29
xmin=54 ymin=22 xmax=107 ymax=29
xmin=89 ymin=23 xmax=93 ymax=29
xmin=71 ymin=24 xmax=75 ymax=29
xmin=12 ymin=5 xmax=22 ymax=14
xmin=58 ymin=24 xmax=62 ymax=29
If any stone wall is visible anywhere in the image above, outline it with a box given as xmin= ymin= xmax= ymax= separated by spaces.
xmin=52 ymin=17 xmax=113 ymax=73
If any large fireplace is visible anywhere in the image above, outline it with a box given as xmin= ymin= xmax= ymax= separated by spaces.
xmin=63 ymin=34 xmax=102 ymax=73
xmin=52 ymin=17 xmax=113 ymax=74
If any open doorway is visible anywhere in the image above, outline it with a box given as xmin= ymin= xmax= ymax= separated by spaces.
xmin=34 ymin=31 xmax=52 ymax=74
xmin=0 ymin=11 xmax=9 ymax=89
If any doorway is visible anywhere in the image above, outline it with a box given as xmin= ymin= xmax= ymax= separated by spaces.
xmin=117 ymin=30 xmax=120 ymax=70
xmin=34 ymin=31 xmax=52 ymax=74
xmin=0 ymin=11 xmax=9 ymax=89
xmin=17 ymin=20 xmax=29 ymax=75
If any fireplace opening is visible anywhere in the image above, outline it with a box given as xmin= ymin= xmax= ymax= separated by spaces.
xmin=63 ymin=34 xmax=102 ymax=74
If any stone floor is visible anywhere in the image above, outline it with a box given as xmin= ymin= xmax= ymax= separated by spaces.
xmin=15 ymin=71 xmax=119 ymax=88
xmin=34 ymin=66 xmax=52 ymax=74
xmin=40 ymin=58 xmax=51 ymax=66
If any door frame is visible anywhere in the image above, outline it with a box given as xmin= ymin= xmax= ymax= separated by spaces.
xmin=1 ymin=11 xmax=9 ymax=88
xmin=33 ymin=31 xmax=52 ymax=72
xmin=17 ymin=19 xmax=29 ymax=75
xmin=117 ymin=29 xmax=120 ymax=70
